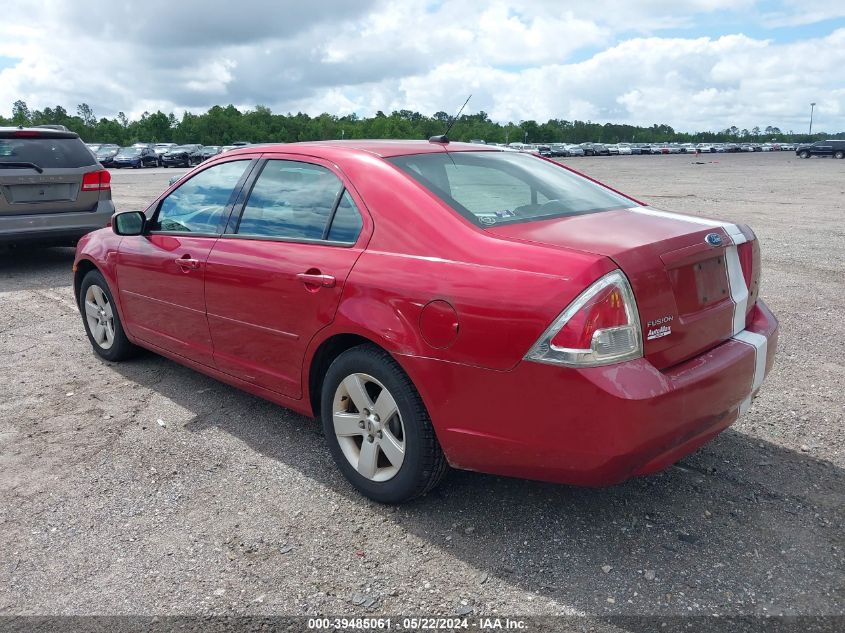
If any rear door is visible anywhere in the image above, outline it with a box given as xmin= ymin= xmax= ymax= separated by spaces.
xmin=204 ymin=155 xmax=369 ymax=398
xmin=0 ymin=131 xmax=103 ymax=216
xmin=116 ymin=158 xmax=256 ymax=365
xmin=812 ymin=142 xmax=833 ymax=156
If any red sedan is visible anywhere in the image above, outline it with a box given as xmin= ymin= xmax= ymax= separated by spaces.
xmin=73 ymin=140 xmax=778 ymax=503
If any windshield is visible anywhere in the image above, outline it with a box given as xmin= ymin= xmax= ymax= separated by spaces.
xmin=387 ymin=151 xmax=631 ymax=227
xmin=117 ymin=148 xmax=140 ymax=156
xmin=0 ymin=136 xmax=97 ymax=168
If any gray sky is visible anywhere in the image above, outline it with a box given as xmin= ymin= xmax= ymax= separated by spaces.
xmin=1 ymin=0 xmax=843 ymax=132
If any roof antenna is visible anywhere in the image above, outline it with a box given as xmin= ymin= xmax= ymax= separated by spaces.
xmin=429 ymin=94 xmax=472 ymax=144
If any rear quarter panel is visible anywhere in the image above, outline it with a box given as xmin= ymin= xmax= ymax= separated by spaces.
xmin=303 ymin=151 xmax=614 ymax=372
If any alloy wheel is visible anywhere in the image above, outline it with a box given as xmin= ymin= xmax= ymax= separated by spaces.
xmin=332 ymin=373 xmax=405 ymax=482
xmin=84 ymin=284 xmax=115 ymax=350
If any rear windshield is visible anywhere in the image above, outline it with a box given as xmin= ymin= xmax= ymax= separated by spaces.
xmin=388 ymin=151 xmax=631 ymax=227
xmin=0 ymin=137 xmax=97 ymax=168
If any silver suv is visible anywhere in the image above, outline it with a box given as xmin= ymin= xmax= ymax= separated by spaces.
xmin=1 ymin=127 xmax=114 ymax=246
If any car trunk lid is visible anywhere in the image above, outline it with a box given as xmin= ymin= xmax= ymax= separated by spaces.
xmin=487 ymin=207 xmax=759 ymax=370
xmin=0 ymin=166 xmax=102 ymax=215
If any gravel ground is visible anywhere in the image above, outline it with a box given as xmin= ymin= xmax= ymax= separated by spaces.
xmin=0 ymin=153 xmax=842 ymax=627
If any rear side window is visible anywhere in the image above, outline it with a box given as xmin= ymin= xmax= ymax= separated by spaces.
xmin=236 ymin=160 xmax=343 ymax=240
xmin=0 ymin=137 xmax=97 ymax=168
xmin=388 ymin=151 xmax=631 ymax=227
xmin=151 ymin=160 xmax=250 ymax=233
xmin=327 ymin=191 xmax=363 ymax=243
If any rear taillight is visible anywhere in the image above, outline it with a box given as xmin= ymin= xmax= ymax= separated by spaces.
xmin=737 ymin=239 xmax=759 ymax=288
xmin=737 ymin=238 xmax=761 ymax=322
xmin=525 ymin=270 xmax=642 ymax=367
xmin=81 ymin=170 xmax=111 ymax=191
xmin=13 ymin=130 xmax=41 ymax=137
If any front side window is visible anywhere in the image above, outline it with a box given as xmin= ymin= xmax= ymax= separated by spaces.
xmin=388 ymin=151 xmax=631 ymax=227
xmin=151 ymin=160 xmax=249 ymax=233
xmin=236 ymin=160 xmax=343 ymax=240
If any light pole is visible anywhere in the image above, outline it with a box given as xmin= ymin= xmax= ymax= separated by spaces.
xmin=523 ymin=131 xmax=528 ymax=144
xmin=809 ymin=102 xmax=816 ymax=136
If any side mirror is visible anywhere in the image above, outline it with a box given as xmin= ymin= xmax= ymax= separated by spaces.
xmin=112 ymin=211 xmax=146 ymax=236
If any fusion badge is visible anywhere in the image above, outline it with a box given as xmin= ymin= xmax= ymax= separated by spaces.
xmin=646 ymin=315 xmax=673 ymax=340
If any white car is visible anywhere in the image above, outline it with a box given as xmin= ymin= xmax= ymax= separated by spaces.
xmin=616 ymin=144 xmax=633 ymax=155
xmin=508 ymin=143 xmax=539 ymax=154
xmin=153 ymin=143 xmax=176 ymax=158
xmin=696 ymin=144 xmax=714 ymax=153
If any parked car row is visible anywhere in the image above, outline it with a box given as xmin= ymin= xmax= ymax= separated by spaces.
xmin=490 ymin=141 xmax=803 ymax=157
xmin=84 ymin=141 xmax=248 ymax=168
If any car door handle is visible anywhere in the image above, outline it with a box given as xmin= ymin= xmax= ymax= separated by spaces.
xmin=296 ymin=272 xmax=336 ymax=288
xmin=175 ymin=257 xmax=200 ymax=270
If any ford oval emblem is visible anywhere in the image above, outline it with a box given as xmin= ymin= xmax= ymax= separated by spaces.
xmin=705 ymin=233 xmax=723 ymax=247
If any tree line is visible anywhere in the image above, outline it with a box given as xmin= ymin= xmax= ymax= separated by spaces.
xmin=3 ymin=100 xmax=842 ymax=146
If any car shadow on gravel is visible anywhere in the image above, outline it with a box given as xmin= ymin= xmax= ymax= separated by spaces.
xmin=0 ymin=246 xmax=76 ymax=292
xmin=111 ymin=353 xmax=844 ymax=616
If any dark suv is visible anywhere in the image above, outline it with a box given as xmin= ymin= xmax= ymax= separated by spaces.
xmin=161 ymin=144 xmax=204 ymax=167
xmin=796 ymin=140 xmax=845 ymax=159
xmin=0 ymin=127 xmax=114 ymax=246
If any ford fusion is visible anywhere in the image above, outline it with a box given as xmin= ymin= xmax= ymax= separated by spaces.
xmin=73 ymin=140 xmax=778 ymax=503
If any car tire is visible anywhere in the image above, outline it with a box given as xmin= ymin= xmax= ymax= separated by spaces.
xmin=835 ymin=151 xmax=844 ymax=159
xmin=79 ymin=270 xmax=137 ymax=362
xmin=799 ymin=151 xmax=810 ymax=158
xmin=321 ymin=344 xmax=448 ymax=504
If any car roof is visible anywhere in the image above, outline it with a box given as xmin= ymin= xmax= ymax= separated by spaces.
xmin=0 ymin=126 xmax=79 ymax=139
xmin=222 ymin=139 xmax=504 ymax=159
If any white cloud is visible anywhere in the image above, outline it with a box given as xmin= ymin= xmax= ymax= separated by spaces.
xmin=0 ymin=0 xmax=843 ymax=132
xmin=761 ymin=0 xmax=845 ymax=27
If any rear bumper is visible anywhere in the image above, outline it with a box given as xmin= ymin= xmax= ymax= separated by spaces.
xmin=399 ymin=300 xmax=778 ymax=486
xmin=0 ymin=201 xmax=114 ymax=244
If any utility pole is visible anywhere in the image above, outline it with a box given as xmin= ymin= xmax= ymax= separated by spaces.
xmin=809 ymin=102 xmax=816 ymax=136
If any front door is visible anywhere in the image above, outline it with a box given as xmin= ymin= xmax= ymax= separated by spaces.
xmin=116 ymin=159 xmax=254 ymax=365
xmin=204 ymin=157 xmax=368 ymax=398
